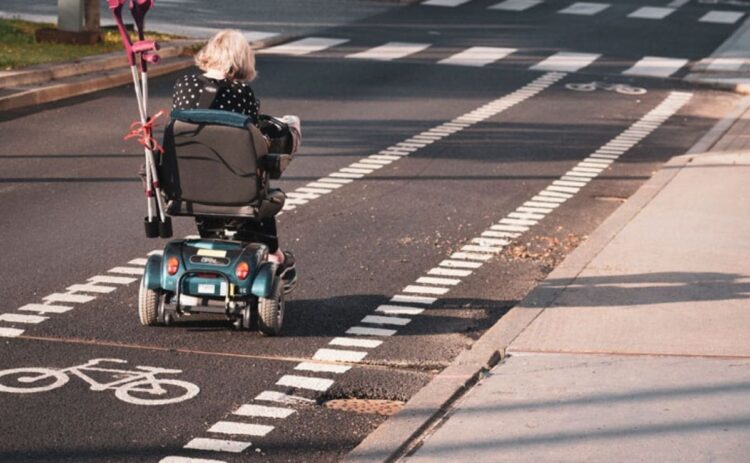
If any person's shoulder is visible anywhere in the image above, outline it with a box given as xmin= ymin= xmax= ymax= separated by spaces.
xmin=174 ymin=73 xmax=201 ymax=86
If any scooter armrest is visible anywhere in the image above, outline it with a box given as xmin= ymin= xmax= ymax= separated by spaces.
xmin=262 ymin=154 xmax=292 ymax=179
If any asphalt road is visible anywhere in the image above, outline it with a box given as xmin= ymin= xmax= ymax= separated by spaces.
xmin=0 ymin=0 xmax=746 ymax=462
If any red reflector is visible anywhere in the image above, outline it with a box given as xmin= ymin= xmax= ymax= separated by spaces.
xmin=235 ymin=261 xmax=250 ymax=280
xmin=167 ymin=257 xmax=179 ymax=276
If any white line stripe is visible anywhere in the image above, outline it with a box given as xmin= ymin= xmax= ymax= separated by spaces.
xmin=108 ymin=266 xmax=144 ymax=276
xmin=18 ymin=303 xmax=73 ymax=314
xmin=391 ymin=294 xmax=438 ymax=304
xmin=482 ymin=230 xmax=522 ymax=239
xmin=340 ymin=167 xmax=374 ymax=174
xmin=160 ymin=457 xmax=226 ymax=463
xmin=451 ymin=252 xmax=493 ymax=261
xmin=88 ymin=275 xmax=137 ymax=285
xmin=362 ymin=315 xmax=411 ymax=326
xmin=439 ymin=47 xmax=516 ymax=67
xmin=428 ymin=267 xmax=472 ymax=277
xmin=492 ymin=223 xmax=530 ymax=232
xmin=319 ymin=177 xmax=353 ymax=184
xmin=259 ymin=37 xmax=349 ymax=56
xmin=347 ymin=42 xmax=430 ymax=61
xmin=313 ymin=348 xmax=368 ymax=363
xmin=277 ymin=375 xmax=334 ymax=392
xmin=184 ymin=438 xmax=252 ymax=453
xmin=208 ymin=421 xmax=274 ymax=437
xmin=375 ymin=305 xmax=425 ymax=316
xmin=559 ymin=2 xmax=610 ymax=15
xmin=489 ymin=0 xmax=543 ymax=11
xmin=517 ymin=206 xmax=553 ymax=214
xmin=67 ymin=284 xmax=117 ymax=294
xmin=622 ymin=56 xmax=688 ymax=78
xmin=308 ymin=182 xmax=343 ymax=189
xmin=297 ymin=187 xmax=331 ymax=195
xmin=330 ymin=337 xmax=383 ymax=348
xmin=700 ymin=10 xmax=744 ymax=24
xmin=255 ymin=390 xmax=315 ymax=404
xmin=0 ymin=327 xmax=25 ymax=338
xmin=128 ymin=258 xmax=148 ymax=266
xmin=403 ymin=285 xmax=451 ymax=295
xmin=628 ymin=6 xmax=675 ymax=19
xmin=43 ymin=293 xmax=95 ymax=304
xmin=295 ymin=362 xmax=352 ymax=374
xmin=416 ymin=276 xmax=461 ymax=286
xmin=234 ymin=404 xmax=295 ymax=419
xmin=346 ymin=326 xmax=397 ymax=337
xmin=532 ymin=52 xmax=600 ymax=72
xmin=423 ymin=0 xmax=471 ymax=6
xmin=461 ymin=245 xmax=503 ymax=254
xmin=524 ymin=201 xmax=560 ymax=209
xmin=0 ymin=313 xmax=48 ymax=324
xmin=439 ymin=259 xmax=483 ymax=269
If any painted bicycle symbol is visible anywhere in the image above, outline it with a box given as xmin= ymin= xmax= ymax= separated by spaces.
xmin=0 ymin=358 xmax=200 ymax=406
xmin=566 ymin=81 xmax=647 ymax=95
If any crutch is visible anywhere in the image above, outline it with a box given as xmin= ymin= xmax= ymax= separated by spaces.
xmin=109 ymin=0 xmax=172 ymax=238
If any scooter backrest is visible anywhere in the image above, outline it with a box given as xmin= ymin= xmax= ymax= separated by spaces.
xmin=160 ymin=109 xmax=268 ymax=206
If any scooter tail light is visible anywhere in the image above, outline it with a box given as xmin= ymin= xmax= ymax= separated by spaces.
xmin=235 ymin=261 xmax=250 ymax=280
xmin=167 ymin=257 xmax=179 ymax=276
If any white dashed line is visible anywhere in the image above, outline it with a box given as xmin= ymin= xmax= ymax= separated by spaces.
xmin=0 ymin=313 xmax=48 ymax=324
xmin=234 ymin=404 xmax=295 ymax=419
xmin=628 ymin=7 xmax=675 ymax=19
xmin=623 ymin=56 xmax=689 ymax=78
xmin=391 ymin=294 xmax=438 ymax=304
xmin=428 ymin=267 xmax=473 ymax=277
xmin=416 ymin=276 xmax=461 ymax=286
xmin=313 ymin=348 xmax=368 ymax=363
xmin=531 ymin=52 xmax=600 ymax=72
xmin=255 ymin=390 xmax=315 ymax=404
xmin=66 ymin=284 xmax=117 ymax=294
xmin=43 ymin=293 xmax=95 ymax=304
xmin=700 ymin=10 xmax=744 ymax=24
xmin=559 ymin=2 xmax=610 ymax=15
xmin=259 ymin=37 xmax=349 ymax=56
xmin=489 ymin=0 xmax=543 ymax=11
xmin=18 ymin=303 xmax=73 ymax=314
xmin=276 ymin=375 xmax=335 ymax=392
xmin=403 ymin=285 xmax=451 ymax=295
xmin=439 ymin=47 xmax=516 ymax=67
xmin=362 ymin=315 xmax=412 ymax=326
xmin=330 ymin=337 xmax=383 ymax=348
xmin=347 ymin=42 xmax=430 ymax=61
xmin=89 ymin=275 xmax=137 ymax=285
xmin=346 ymin=326 xmax=398 ymax=337
xmin=423 ymin=0 xmax=472 ymax=6
xmin=0 ymin=327 xmax=25 ymax=338
xmin=208 ymin=421 xmax=274 ymax=437
xmin=295 ymin=362 xmax=352 ymax=374
xmin=184 ymin=438 xmax=252 ymax=453
xmin=107 ymin=266 xmax=145 ymax=276
xmin=375 ymin=305 xmax=426 ymax=316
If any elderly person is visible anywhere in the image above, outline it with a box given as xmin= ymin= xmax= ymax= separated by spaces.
xmin=172 ymin=29 xmax=293 ymax=274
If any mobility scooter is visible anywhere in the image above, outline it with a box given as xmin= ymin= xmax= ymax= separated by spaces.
xmin=138 ymin=108 xmax=298 ymax=336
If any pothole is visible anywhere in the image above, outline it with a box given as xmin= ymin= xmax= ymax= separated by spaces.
xmin=323 ymin=398 xmax=406 ymax=416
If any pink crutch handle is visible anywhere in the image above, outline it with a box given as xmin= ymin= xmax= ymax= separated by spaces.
xmin=142 ymin=52 xmax=160 ymax=64
xmin=132 ymin=40 xmax=159 ymax=53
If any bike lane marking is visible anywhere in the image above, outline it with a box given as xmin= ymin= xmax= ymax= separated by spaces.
xmin=156 ymin=91 xmax=693 ymax=461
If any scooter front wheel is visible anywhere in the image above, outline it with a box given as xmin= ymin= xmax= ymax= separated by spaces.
xmin=258 ymin=279 xmax=284 ymax=336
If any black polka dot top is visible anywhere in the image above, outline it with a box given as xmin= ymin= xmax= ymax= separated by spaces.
xmin=171 ymin=73 xmax=260 ymax=121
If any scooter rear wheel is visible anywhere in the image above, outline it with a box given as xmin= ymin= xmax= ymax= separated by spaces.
xmin=258 ymin=279 xmax=284 ymax=336
xmin=138 ymin=277 xmax=162 ymax=326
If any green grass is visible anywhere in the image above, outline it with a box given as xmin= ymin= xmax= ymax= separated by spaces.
xmin=0 ymin=18 xmax=179 ymax=71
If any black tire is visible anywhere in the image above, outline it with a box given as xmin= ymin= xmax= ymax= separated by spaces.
xmin=258 ymin=279 xmax=284 ymax=336
xmin=138 ymin=277 xmax=161 ymax=326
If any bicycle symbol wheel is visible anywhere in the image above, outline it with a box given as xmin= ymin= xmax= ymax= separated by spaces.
xmin=114 ymin=379 xmax=200 ymax=406
xmin=613 ymin=84 xmax=647 ymax=95
xmin=0 ymin=368 xmax=69 ymax=393
xmin=565 ymin=82 xmax=597 ymax=92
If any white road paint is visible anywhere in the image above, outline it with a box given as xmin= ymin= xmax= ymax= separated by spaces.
xmin=330 ymin=337 xmax=383 ymax=348
xmin=128 ymin=258 xmax=148 ymax=266
xmin=439 ymin=47 xmax=516 ymax=67
xmin=700 ymin=10 xmax=744 ymax=23
xmin=0 ymin=327 xmax=24 ymax=338
xmin=416 ymin=276 xmax=461 ymax=286
xmin=531 ymin=52 xmax=600 ymax=72
xmin=423 ymin=0 xmax=472 ymax=5
xmin=559 ymin=2 xmax=610 ymax=15
xmin=160 ymin=457 xmax=226 ymax=463
xmin=347 ymin=42 xmax=431 ymax=61
xmin=391 ymin=294 xmax=438 ymax=304
xmin=707 ymin=58 xmax=745 ymax=72
xmin=362 ymin=315 xmax=412 ymax=326
xmin=66 ymin=284 xmax=117 ymax=294
xmin=375 ymin=305 xmax=425 ymax=315
xmin=438 ymin=260 xmax=483 ymax=269
xmin=259 ymin=37 xmax=349 ymax=56
xmin=276 ymin=375 xmax=335 ymax=392
xmin=295 ymin=362 xmax=352 ymax=374
xmin=489 ymin=0 xmax=543 ymax=11
xmin=428 ymin=267 xmax=473 ymax=277
xmin=184 ymin=438 xmax=252 ymax=453
xmin=18 ymin=303 xmax=73 ymax=314
xmin=208 ymin=421 xmax=274 ymax=437
xmin=628 ymin=6 xmax=675 ymax=19
xmin=89 ymin=275 xmax=137 ymax=285
xmin=313 ymin=348 xmax=368 ymax=362
xmin=255 ymin=390 xmax=315 ymax=404
xmin=403 ymin=285 xmax=451 ymax=295
xmin=43 ymin=293 xmax=95 ymax=304
xmin=0 ymin=313 xmax=47 ymax=324
xmin=234 ymin=404 xmax=295 ymax=419
xmin=107 ymin=266 xmax=145 ymax=275
xmin=346 ymin=326 xmax=398 ymax=337
xmin=623 ymin=56 xmax=689 ymax=77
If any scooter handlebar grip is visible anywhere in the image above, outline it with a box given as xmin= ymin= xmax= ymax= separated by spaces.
xmin=132 ymin=40 xmax=159 ymax=53
xmin=143 ymin=52 xmax=160 ymax=64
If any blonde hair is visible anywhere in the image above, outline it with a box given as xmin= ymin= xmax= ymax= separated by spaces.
xmin=195 ymin=29 xmax=257 ymax=81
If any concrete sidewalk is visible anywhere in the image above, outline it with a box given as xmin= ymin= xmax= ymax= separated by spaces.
xmin=397 ymin=102 xmax=750 ymax=462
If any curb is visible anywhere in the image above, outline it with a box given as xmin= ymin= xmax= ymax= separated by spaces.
xmin=342 ymin=94 xmax=750 ymax=463
xmin=0 ymin=34 xmax=293 ymax=113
